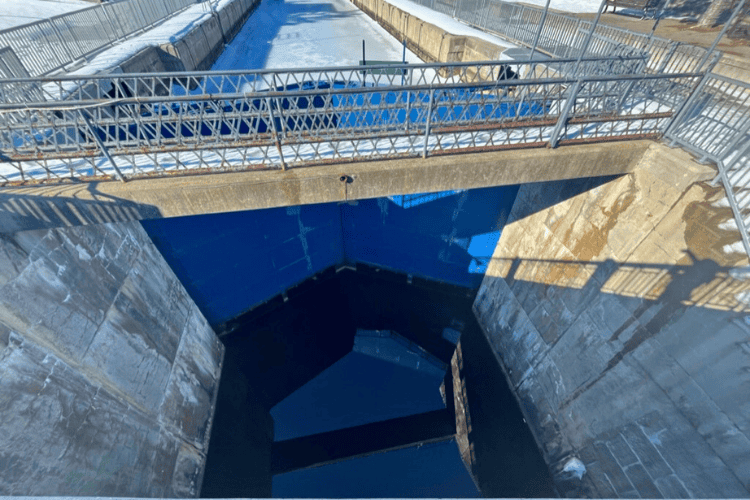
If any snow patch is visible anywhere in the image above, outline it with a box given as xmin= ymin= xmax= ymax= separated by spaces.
xmin=729 ymin=266 xmax=750 ymax=281
xmin=177 ymin=378 xmax=199 ymax=405
xmin=562 ymin=457 xmax=586 ymax=480
xmin=723 ymin=241 xmax=746 ymax=254
xmin=0 ymin=0 xmax=91 ymax=31
xmin=647 ymin=428 xmax=665 ymax=446
xmin=76 ymin=244 xmax=92 ymax=261
xmin=719 ymin=218 xmax=739 ymax=231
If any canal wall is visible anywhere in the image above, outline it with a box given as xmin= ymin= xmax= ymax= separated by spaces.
xmin=350 ymin=0 xmax=507 ymax=64
xmin=141 ymin=184 xmax=518 ymax=327
xmin=0 ymin=222 xmax=223 ymax=497
xmin=473 ymin=142 xmax=750 ymax=497
xmin=114 ymin=0 xmax=260 ymax=74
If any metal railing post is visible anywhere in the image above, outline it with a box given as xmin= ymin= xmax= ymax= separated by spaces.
xmin=714 ymin=111 xmax=750 ymax=164
xmin=529 ymin=0 xmax=551 ymax=70
xmin=662 ymin=52 xmax=721 ymax=139
xmin=422 ymin=89 xmax=435 ymax=158
xmin=716 ymin=156 xmax=750 ymax=258
xmin=573 ymin=0 xmax=607 ymax=75
xmin=49 ymin=22 xmax=76 ymax=65
xmin=265 ymin=97 xmax=287 ymax=170
xmin=61 ymin=18 xmax=86 ymax=61
xmin=656 ymin=41 xmax=680 ymax=74
xmin=615 ymin=62 xmax=647 ymax=115
xmin=99 ymin=3 xmax=122 ymax=40
xmin=481 ymin=0 xmax=491 ymax=28
xmin=548 ymin=79 xmax=583 ymax=148
xmin=570 ymin=18 xmax=583 ymax=58
xmin=79 ymin=110 xmax=127 ymax=182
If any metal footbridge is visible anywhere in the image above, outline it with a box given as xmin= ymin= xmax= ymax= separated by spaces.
xmin=0 ymin=0 xmax=750 ymax=256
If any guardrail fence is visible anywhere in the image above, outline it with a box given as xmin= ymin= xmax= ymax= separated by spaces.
xmin=414 ymin=0 xmax=709 ymax=74
xmin=383 ymin=0 xmax=750 ymax=257
xmin=664 ymin=73 xmax=750 ymax=256
xmin=0 ymin=0 xmax=197 ymax=77
xmin=0 ymin=57 xmax=696 ymax=182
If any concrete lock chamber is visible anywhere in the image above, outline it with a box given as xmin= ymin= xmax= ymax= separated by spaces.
xmin=1 ymin=0 xmax=750 ymax=497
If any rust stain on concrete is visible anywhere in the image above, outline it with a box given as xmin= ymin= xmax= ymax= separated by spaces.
xmin=570 ymin=175 xmax=637 ymax=261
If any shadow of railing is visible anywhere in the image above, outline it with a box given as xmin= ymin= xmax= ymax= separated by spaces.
xmin=0 ymin=181 xmax=161 ymax=232
xmin=482 ymin=252 xmax=750 ymax=314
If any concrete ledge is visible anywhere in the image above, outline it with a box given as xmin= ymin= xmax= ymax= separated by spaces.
xmin=0 ymin=141 xmax=651 ymax=232
xmin=118 ymin=0 xmax=259 ymax=74
xmin=350 ymin=0 xmax=505 ymax=64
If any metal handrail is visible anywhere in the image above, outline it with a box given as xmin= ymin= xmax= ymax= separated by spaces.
xmin=0 ymin=59 xmax=697 ymax=184
xmin=382 ymin=0 xmax=711 ymax=74
xmin=0 ymin=55 xmax=652 ymax=107
xmin=363 ymin=0 xmax=750 ymax=258
xmin=0 ymin=0 xmax=199 ymax=77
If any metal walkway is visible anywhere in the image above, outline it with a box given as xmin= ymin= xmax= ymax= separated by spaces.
xmin=0 ymin=55 xmax=689 ymax=180
xmin=0 ymin=0 xmax=749 ymax=257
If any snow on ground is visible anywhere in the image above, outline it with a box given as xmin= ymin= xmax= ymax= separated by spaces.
xmin=211 ymin=0 xmax=427 ymax=70
xmin=0 ymin=0 xmax=92 ymax=31
xmin=65 ymin=0 xmax=237 ymax=77
xmin=490 ymin=0 xmax=602 ymax=13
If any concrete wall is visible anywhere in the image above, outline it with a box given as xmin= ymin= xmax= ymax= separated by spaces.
xmin=141 ymin=185 xmax=516 ymax=326
xmin=350 ymin=0 xmax=505 ymax=65
xmin=341 ymin=187 xmax=518 ymax=288
xmin=162 ymin=0 xmax=259 ymax=72
xmin=473 ymin=141 xmax=750 ymax=497
xmin=142 ymin=203 xmax=344 ymax=326
xmin=116 ymin=0 xmax=260 ymax=74
xmin=0 ymin=221 xmax=223 ymax=497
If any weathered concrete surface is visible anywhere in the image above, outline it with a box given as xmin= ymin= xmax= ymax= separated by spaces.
xmin=163 ymin=0 xmax=258 ymax=72
xmin=473 ymin=141 xmax=750 ymax=497
xmin=0 ymin=140 xmax=651 ymax=232
xmin=0 ymin=222 xmax=223 ymax=496
xmin=111 ymin=0 xmax=259 ymax=75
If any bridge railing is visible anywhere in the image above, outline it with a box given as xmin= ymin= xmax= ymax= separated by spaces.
xmin=665 ymin=73 xmax=750 ymax=256
xmin=0 ymin=0 xmax=198 ymax=78
xmin=409 ymin=0 xmax=709 ymax=74
xmin=391 ymin=0 xmax=750 ymax=258
xmin=0 ymin=57 xmax=697 ymax=183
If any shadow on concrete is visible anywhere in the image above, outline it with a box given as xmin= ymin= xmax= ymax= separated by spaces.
xmin=475 ymin=251 xmax=750 ymax=496
xmin=503 ymin=174 xmax=622 ymax=227
xmin=0 ymin=182 xmax=162 ymax=233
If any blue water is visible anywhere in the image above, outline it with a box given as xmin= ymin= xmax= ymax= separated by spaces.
xmin=142 ymin=185 xmax=518 ymax=325
xmin=271 ymin=352 xmax=479 ymax=498
xmin=96 ymin=81 xmax=544 ymax=141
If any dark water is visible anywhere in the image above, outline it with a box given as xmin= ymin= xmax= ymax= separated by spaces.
xmin=200 ymin=266 xmax=556 ymax=498
xmin=271 ymin=352 xmax=479 ymax=497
